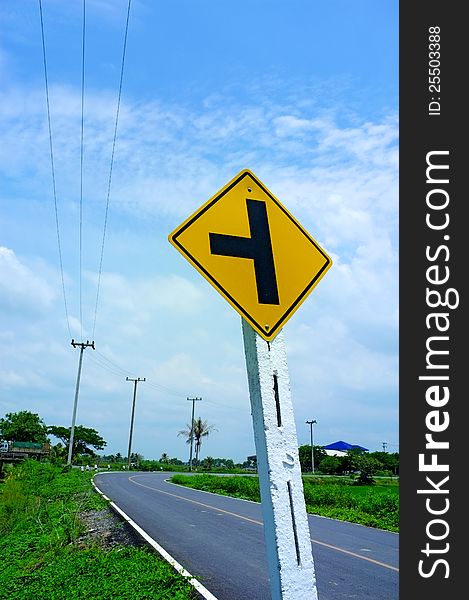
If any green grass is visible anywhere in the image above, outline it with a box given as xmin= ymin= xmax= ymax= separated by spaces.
xmin=0 ymin=461 xmax=195 ymax=599
xmin=170 ymin=473 xmax=399 ymax=532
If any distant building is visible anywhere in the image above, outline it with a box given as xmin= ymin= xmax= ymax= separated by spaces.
xmin=322 ymin=440 xmax=369 ymax=457
xmin=244 ymin=455 xmax=257 ymax=470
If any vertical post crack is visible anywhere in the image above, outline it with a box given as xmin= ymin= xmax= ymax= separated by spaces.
xmin=273 ymin=372 xmax=282 ymax=427
xmin=287 ymin=481 xmax=301 ymax=566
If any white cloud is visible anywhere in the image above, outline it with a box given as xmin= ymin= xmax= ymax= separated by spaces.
xmin=273 ymin=114 xmax=324 ymax=137
xmin=0 ymin=246 xmax=56 ymax=314
xmin=289 ymin=317 xmax=397 ymax=392
xmin=86 ymin=270 xmax=204 ymax=326
xmin=0 ymin=369 xmax=26 ymax=387
xmin=0 ymin=79 xmax=398 ymax=458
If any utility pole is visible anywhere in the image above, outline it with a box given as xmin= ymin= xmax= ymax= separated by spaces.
xmin=68 ymin=339 xmax=95 ymax=465
xmin=306 ymin=420 xmax=317 ymax=474
xmin=126 ymin=377 xmax=145 ymax=471
xmin=382 ymin=441 xmax=388 ymax=452
xmin=187 ymin=397 xmax=202 ymax=471
xmin=243 ymin=322 xmax=318 ymax=599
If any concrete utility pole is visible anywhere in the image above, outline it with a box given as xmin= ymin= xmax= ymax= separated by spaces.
xmin=68 ymin=339 xmax=95 ymax=466
xmin=242 ymin=321 xmax=318 ymax=600
xmin=306 ymin=419 xmax=317 ymax=474
xmin=126 ymin=377 xmax=145 ymax=471
xmin=187 ymin=397 xmax=202 ymax=471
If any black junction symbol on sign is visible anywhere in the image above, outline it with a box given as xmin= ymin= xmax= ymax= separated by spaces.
xmin=209 ymin=199 xmax=280 ymax=305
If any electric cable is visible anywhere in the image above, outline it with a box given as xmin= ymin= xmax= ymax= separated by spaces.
xmin=92 ymin=0 xmax=132 ymax=340
xmin=92 ymin=349 xmax=189 ymax=399
xmin=39 ymin=0 xmax=132 ymax=343
xmin=38 ymin=0 xmax=72 ymax=340
xmin=79 ymin=0 xmax=86 ymax=341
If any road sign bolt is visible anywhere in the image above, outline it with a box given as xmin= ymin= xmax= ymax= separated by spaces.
xmin=247 ymin=187 xmax=252 ymax=192
xmin=265 ymin=324 xmax=270 ymax=330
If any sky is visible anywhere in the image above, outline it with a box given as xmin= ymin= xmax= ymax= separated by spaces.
xmin=0 ymin=0 xmax=398 ymax=464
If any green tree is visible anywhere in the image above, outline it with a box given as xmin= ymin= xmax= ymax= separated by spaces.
xmin=48 ymin=442 xmax=68 ymax=465
xmin=130 ymin=452 xmax=143 ymax=467
xmin=369 ymin=451 xmax=399 ymax=475
xmin=48 ymin=425 xmax=106 ymax=459
xmin=178 ymin=417 xmax=217 ymax=466
xmin=202 ymin=456 xmax=214 ymax=470
xmin=212 ymin=457 xmax=235 ymax=469
xmin=0 ymin=411 xmax=48 ymax=443
xmin=318 ymin=455 xmax=341 ymax=475
xmin=193 ymin=418 xmax=217 ymax=464
xmin=298 ymin=444 xmax=327 ymax=472
xmin=349 ymin=452 xmax=381 ymax=485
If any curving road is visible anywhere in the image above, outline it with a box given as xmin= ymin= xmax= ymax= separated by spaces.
xmin=94 ymin=471 xmax=398 ymax=600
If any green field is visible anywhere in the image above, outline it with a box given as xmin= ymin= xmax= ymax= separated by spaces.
xmin=170 ymin=473 xmax=399 ymax=532
xmin=0 ymin=461 xmax=195 ymax=600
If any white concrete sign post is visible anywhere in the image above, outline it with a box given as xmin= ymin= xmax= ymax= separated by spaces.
xmin=168 ymin=169 xmax=332 ymax=600
xmin=242 ymin=319 xmax=318 ymax=600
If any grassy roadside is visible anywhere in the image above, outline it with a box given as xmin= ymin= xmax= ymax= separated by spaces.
xmin=170 ymin=473 xmax=399 ymax=532
xmin=0 ymin=461 xmax=196 ymax=600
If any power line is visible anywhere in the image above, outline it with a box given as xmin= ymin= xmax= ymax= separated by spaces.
xmin=90 ymin=350 xmax=239 ymax=409
xmin=38 ymin=0 xmax=72 ymax=340
xmin=85 ymin=352 xmax=129 ymax=379
xmin=89 ymin=349 xmax=188 ymax=398
xmin=144 ymin=379 xmax=188 ymax=397
xmin=75 ymin=344 xmax=237 ymax=417
xmin=203 ymin=397 xmax=238 ymax=412
xmin=79 ymin=0 xmax=86 ymax=340
xmin=92 ymin=0 xmax=132 ymax=340
xmin=39 ymin=0 xmax=132 ymax=342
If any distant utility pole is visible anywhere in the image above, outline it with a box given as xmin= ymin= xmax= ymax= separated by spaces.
xmin=382 ymin=441 xmax=388 ymax=452
xmin=67 ymin=339 xmax=95 ymax=465
xmin=187 ymin=397 xmax=202 ymax=471
xmin=306 ymin=419 xmax=317 ymax=474
xmin=126 ymin=377 xmax=145 ymax=471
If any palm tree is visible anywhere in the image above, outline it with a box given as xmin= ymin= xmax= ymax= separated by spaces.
xmin=178 ymin=417 xmax=217 ymax=469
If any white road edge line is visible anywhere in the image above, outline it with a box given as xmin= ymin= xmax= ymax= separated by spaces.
xmin=92 ymin=475 xmax=219 ymax=600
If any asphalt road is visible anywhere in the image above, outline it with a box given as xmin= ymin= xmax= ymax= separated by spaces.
xmin=94 ymin=471 xmax=398 ymax=600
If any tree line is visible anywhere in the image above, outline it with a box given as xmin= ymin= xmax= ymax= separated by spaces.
xmin=0 ymin=410 xmax=220 ymax=469
xmin=1 ymin=410 xmax=399 ymax=481
xmin=298 ymin=444 xmax=399 ymax=482
xmin=0 ymin=410 xmax=106 ymax=464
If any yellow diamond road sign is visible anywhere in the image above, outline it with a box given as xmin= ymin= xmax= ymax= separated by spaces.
xmin=168 ymin=169 xmax=332 ymax=340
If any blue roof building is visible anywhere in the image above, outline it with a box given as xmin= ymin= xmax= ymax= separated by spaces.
xmin=322 ymin=440 xmax=369 ymax=456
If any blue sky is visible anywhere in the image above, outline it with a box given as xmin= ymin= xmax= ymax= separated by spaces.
xmin=0 ymin=0 xmax=398 ymax=463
